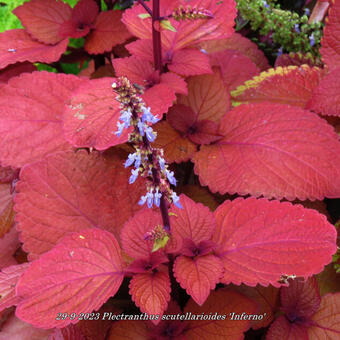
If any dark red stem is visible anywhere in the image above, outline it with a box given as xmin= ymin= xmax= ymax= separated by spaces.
xmin=136 ymin=0 xmax=153 ymax=16
xmin=152 ymin=0 xmax=163 ymax=72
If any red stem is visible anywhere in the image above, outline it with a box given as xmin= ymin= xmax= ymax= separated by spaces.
xmin=152 ymin=0 xmax=163 ymax=72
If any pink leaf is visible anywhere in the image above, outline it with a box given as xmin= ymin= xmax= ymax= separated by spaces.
xmin=0 ymin=263 xmax=29 ymax=312
xmin=0 ymin=29 xmax=68 ymax=70
xmin=13 ymin=0 xmax=72 ymax=44
xmin=129 ymin=265 xmax=170 ymax=321
xmin=14 ymin=150 xmax=146 ymax=258
xmin=173 ymin=254 xmax=223 ymax=305
xmin=59 ymin=0 xmax=99 ymax=39
xmin=320 ymin=0 xmax=340 ymax=70
xmin=168 ymin=49 xmax=212 ymax=77
xmin=0 ymin=71 xmax=84 ymax=168
xmin=213 ymin=198 xmax=337 ymax=287
xmin=168 ymin=194 xmax=216 ymax=252
xmin=85 ymin=11 xmax=131 ymax=54
xmin=121 ymin=209 xmax=163 ymax=260
xmin=0 ymin=62 xmax=36 ymax=84
xmin=16 ymin=228 xmax=124 ymax=329
xmin=193 ymin=102 xmax=340 ymax=200
xmin=306 ymin=67 xmax=340 ymax=116
xmin=0 ymin=227 xmax=19 ymax=269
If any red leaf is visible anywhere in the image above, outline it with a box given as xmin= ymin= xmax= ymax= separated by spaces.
xmin=169 ymin=194 xmax=216 ymax=250
xmin=0 ymin=314 xmax=52 ymax=340
xmin=266 ymin=315 xmax=309 ymax=340
xmin=275 ymin=52 xmax=323 ymax=68
xmin=193 ymin=103 xmax=340 ymax=200
xmin=16 ymin=228 xmax=124 ymax=329
xmin=113 ymin=55 xmax=187 ymax=95
xmin=168 ymin=49 xmax=212 ymax=76
xmin=14 ymin=150 xmax=146 ymax=258
xmin=121 ymin=209 xmax=163 ymax=260
xmin=63 ymin=78 xmax=174 ymax=150
xmin=0 ymin=166 xmax=19 ymax=184
xmin=13 ymin=0 xmax=72 ymax=44
xmin=129 ymin=265 xmax=170 ymax=321
xmin=320 ymin=0 xmax=340 ymax=70
xmin=85 ymin=11 xmax=131 ymax=54
xmin=48 ymin=324 xmax=86 ymax=340
xmin=59 ymin=0 xmax=99 ymax=39
xmin=234 ymin=285 xmax=279 ymax=329
xmin=0 ymin=29 xmax=68 ymax=70
xmin=281 ymin=277 xmax=321 ymax=320
xmin=0 ymin=227 xmax=19 ymax=269
xmin=174 ymin=254 xmax=223 ymax=306
xmin=177 ymin=71 xmax=230 ymax=123
xmin=199 ymin=32 xmax=270 ymax=71
xmin=212 ymin=198 xmax=337 ymax=287
xmin=0 ymin=71 xmax=84 ymax=168
xmin=306 ymin=67 xmax=340 ymax=116
xmin=309 ymin=293 xmax=340 ymax=338
xmin=0 ymin=183 xmax=14 ymax=238
xmin=0 ymin=62 xmax=36 ymax=84
xmin=231 ymin=65 xmax=325 ymax=108
xmin=211 ymin=50 xmax=260 ymax=91
xmin=184 ymin=289 xmax=257 ymax=340
xmin=152 ymin=121 xmax=197 ymax=163
xmin=0 ymin=263 xmax=29 ymax=312
xmin=122 ymin=0 xmax=236 ymax=50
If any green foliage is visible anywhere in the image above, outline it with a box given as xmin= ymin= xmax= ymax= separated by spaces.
xmin=236 ymin=0 xmax=323 ymax=55
xmin=0 ymin=0 xmax=28 ymax=32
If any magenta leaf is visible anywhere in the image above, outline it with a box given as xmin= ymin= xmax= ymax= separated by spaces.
xmin=15 ymin=228 xmax=124 ymax=329
xmin=0 ymin=71 xmax=85 ymax=168
xmin=129 ymin=265 xmax=170 ymax=321
xmin=267 ymin=315 xmax=309 ymax=340
xmin=0 ymin=263 xmax=29 ymax=312
xmin=14 ymin=150 xmax=146 ymax=258
xmin=213 ymin=197 xmax=337 ymax=287
xmin=193 ymin=102 xmax=340 ymax=200
xmin=173 ymin=254 xmax=224 ymax=306
xmin=0 ymin=29 xmax=68 ymax=71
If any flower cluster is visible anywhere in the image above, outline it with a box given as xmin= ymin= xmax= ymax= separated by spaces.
xmin=172 ymin=5 xmax=213 ymax=21
xmin=112 ymin=76 xmax=183 ymax=212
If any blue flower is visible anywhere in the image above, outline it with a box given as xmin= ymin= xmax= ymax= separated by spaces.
xmin=134 ymin=153 xmax=141 ymax=168
xmin=115 ymin=121 xmax=125 ymax=137
xmin=294 ymin=24 xmax=300 ymax=34
xmin=304 ymin=8 xmax=310 ymax=16
xmin=129 ymin=168 xmax=139 ymax=184
xmin=171 ymin=192 xmax=183 ymax=209
xmin=263 ymin=0 xmax=269 ymax=9
xmin=309 ymin=33 xmax=315 ymax=47
xmin=119 ymin=108 xmax=132 ymax=128
xmin=165 ymin=169 xmax=177 ymax=186
xmin=146 ymin=189 xmax=154 ymax=208
xmin=145 ymin=126 xmax=156 ymax=142
xmin=138 ymin=194 xmax=147 ymax=206
xmin=154 ymin=188 xmax=162 ymax=207
xmin=142 ymin=106 xmax=159 ymax=124
xmin=124 ymin=153 xmax=136 ymax=168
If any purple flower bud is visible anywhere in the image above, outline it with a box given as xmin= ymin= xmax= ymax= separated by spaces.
xmin=166 ymin=170 xmax=177 ymax=186
xmin=119 ymin=108 xmax=132 ymax=128
xmin=129 ymin=168 xmax=139 ymax=184
xmin=171 ymin=192 xmax=183 ymax=209
xmin=158 ymin=157 xmax=165 ymax=170
xmin=304 ymin=8 xmax=310 ymax=16
xmin=138 ymin=194 xmax=147 ymax=206
xmin=263 ymin=0 xmax=269 ymax=9
xmin=134 ymin=153 xmax=141 ymax=168
xmin=154 ymin=188 xmax=162 ymax=207
xmin=145 ymin=126 xmax=156 ymax=142
xmin=137 ymin=121 xmax=145 ymax=136
xmin=146 ymin=189 xmax=154 ymax=208
xmin=294 ymin=24 xmax=300 ymax=34
xmin=309 ymin=33 xmax=315 ymax=47
xmin=115 ymin=121 xmax=125 ymax=137
xmin=277 ymin=47 xmax=283 ymax=56
xmin=142 ymin=106 xmax=159 ymax=124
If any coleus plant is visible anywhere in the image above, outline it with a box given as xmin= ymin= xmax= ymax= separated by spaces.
xmin=0 ymin=0 xmax=340 ymax=339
